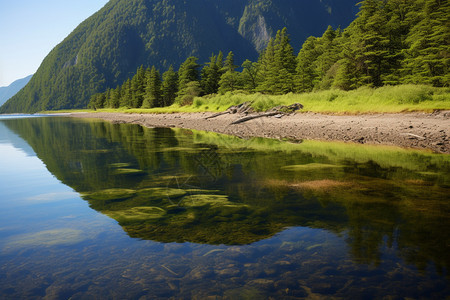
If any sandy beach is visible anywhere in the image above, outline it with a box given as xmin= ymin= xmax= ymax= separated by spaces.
xmin=70 ymin=110 xmax=450 ymax=154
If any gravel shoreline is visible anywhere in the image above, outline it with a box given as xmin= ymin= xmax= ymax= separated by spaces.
xmin=70 ymin=111 xmax=450 ymax=154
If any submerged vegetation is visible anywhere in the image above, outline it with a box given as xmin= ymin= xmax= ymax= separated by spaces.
xmin=3 ymin=117 xmax=449 ymax=271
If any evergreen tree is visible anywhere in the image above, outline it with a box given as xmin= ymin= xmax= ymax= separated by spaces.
xmin=295 ymin=36 xmax=320 ymax=92
xmin=120 ymin=79 xmax=132 ymax=108
xmin=87 ymin=93 xmax=106 ymax=109
xmin=130 ymin=66 xmax=146 ymax=108
xmin=200 ymin=54 xmax=221 ymax=95
xmin=104 ymin=89 xmax=112 ymax=107
xmin=332 ymin=58 xmax=357 ymax=90
xmin=223 ymin=51 xmax=238 ymax=73
xmin=240 ymin=59 xmax=259 ymax=92
xmin=178 ymin=81 xmax=202 ymax=105
xmin=216 ymin=51 xmax=224 ymax=75
xmin=402 ymin=0 xmax=449 ymax=86
xmin=176 ymin=57 xmax=201 ymax=104
xmin=257 ymin=28 xmax=296 ymax=94
xmin=142 ymin=66 xmax=162 ymax=108
xmin=218 ymin=51 xmax=241 ymax=94
xmin=349 ymin=0 xmax=391 ymax=87
xmin=218 ymin=71 xmax=241 ymax=94
xmin=255 ymin=38 xmax=275 ymax=92
xmin=161 ymin=65 xmax=178 ymax=106
xmin=110 ymin=86 xmax=121 ymax=109
xmin=314 ymin=26 xmax=342 ymax=89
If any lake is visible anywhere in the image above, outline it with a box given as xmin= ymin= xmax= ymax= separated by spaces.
xmin=0 ymin=115 xmax=449 ymax=299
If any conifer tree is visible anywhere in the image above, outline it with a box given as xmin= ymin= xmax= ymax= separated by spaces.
xmin=110 ymin=86 xmax=121 ymax=109
xmin=218 ymin=71 xmax=241 ymax=94
xmin=161 ymin=65 xmax=178 ymax=106
xmin=104 ymin=89 xmax=112 ymax=107
xmin=216 ymin=51 xmax=224 ymax=74
xmin=223 ymin=51 xmax=238 ymax=73
xmin=120 ymin=79 xmax=132 ymax=108
xmin=200 ymin=54 xmax=221 ymax=95
xmin=218 ymin=51 xmax=241 ymax=94
xmin=142 ymin=66 xmax=162 ymax=108
xmin=176 ymin=57 xmax=201 ymax=104
xmin=314 ymin=26 xmax=342 ymax=89
xmin=87 ymin=93 xmax=106 ymax=109
xmin=179 ymin=81 xmax=202 ymax=105
xmin=402 ymin=0 xmax=449 ymax=86
xmin=257 ymin=28 xmax=296 ymax=94
xmin=295 ymin=36 xmax=320 ymax=92
xmin=240 ymin=59 xmax=258 ymax=92
xmin=129 ymin=66 xmax=146 ymax=108
xmin=349 ymin=0 xmax=391 ymax=87
xmin=255 ymin=38 xmax=275 ymax=92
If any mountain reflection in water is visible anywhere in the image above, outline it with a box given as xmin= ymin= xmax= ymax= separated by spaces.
xmin=1 ymin=116 xmax=449 ymax=298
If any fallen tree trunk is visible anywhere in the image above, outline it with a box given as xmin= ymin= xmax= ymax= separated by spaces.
xmin=230 ymin=103 xmax=304 ymax=125
xmin=230 ymin=112 xmax=281 ymax=124
xmin=205 ymin=111 xmax=230 ymax=120
xmin=205 ymin=102 xmax=254 ymax=120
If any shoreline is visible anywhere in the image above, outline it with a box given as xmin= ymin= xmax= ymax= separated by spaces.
xmin=69 ymin=111 xmax=450 ymax=154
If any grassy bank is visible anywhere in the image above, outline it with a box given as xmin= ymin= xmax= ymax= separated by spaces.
xmin=48 ymin=84 xmax=450 ymax=115
xmin=190 ymin=85 xmax=450 ymax=114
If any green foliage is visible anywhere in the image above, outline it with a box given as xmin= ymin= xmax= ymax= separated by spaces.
xmin=161 ymin=65 xmax=178 ymax=106
xmin=240 ymin=59 xmax=259 ymax=92
xmin=178 ymin=81 xmax=202 ymax=106
xmin=142 ymin=66 xmax=162 ymax=108
xmin=3 ymin=0 xmax=447 ymax=114
xmin=181 ymin=85 xmax=450 ymax=113
xmin=401 ymin=0 xmax=450 ymax=86
xmin=176 ymin=57 xmax=201 ymax=105
xmin=291 ymin=0 xmax=449 ymax=92
xmin=200 ymin=53 xmax=222 ymax=95
xmin=218 ymin=52 xmax=241 ymax=94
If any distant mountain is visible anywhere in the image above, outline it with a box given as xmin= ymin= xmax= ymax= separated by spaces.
xmin=0 ymin=75 xmax=33 ymax=107
xmin=0 ymin=0 xmax=359 ymax=113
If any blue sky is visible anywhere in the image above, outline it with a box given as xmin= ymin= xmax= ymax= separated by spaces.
xmin=0 ymin=0 xmax=108 ymax=87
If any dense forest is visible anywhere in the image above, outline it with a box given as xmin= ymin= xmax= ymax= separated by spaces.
xmin=0 ymin=0 xmax=358 ymax=113
xmin=88 ymin=0 xmax=449 ymax=110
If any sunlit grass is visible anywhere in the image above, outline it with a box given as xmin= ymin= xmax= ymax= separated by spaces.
xmin=190 ymin=85 xmax=450 ymax=114
xmin=44 ymin=84 xmax=449 ymax=115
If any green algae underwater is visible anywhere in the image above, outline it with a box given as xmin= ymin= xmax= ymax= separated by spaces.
xmin=1 ymin=116 xmax=449 ymax=299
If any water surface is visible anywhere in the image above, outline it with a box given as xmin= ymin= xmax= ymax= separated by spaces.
xmin=0 ymin=116 xmax=449 ymax=299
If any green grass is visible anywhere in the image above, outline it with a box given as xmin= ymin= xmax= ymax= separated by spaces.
xmin=45 ymin=84 xmax=450 ymax=115
xmin=189 ymin=84 xmax=450 ymax=114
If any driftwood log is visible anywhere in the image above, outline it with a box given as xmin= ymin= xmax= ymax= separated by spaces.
xmin=230 ymin=103 xmax=304 ymax=125
xmin=205 ymin=102 xmax=254 ymax=120
xmin=206 ymin=102 xmax=303 ymax=125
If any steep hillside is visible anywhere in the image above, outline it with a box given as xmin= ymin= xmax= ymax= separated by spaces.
xmin=1 ymin=0 xmax=358 ymax=113
xmin=0 ymin=75 xmax=32 ymax=106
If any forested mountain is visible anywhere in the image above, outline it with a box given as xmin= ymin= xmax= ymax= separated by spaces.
xmin=0 ymin=75 xmax=32 ymax=107
xmin=0 ymin=0 xmax=358 ymax=113
xmin=86 ymin=0 xmax=449 ymax=110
